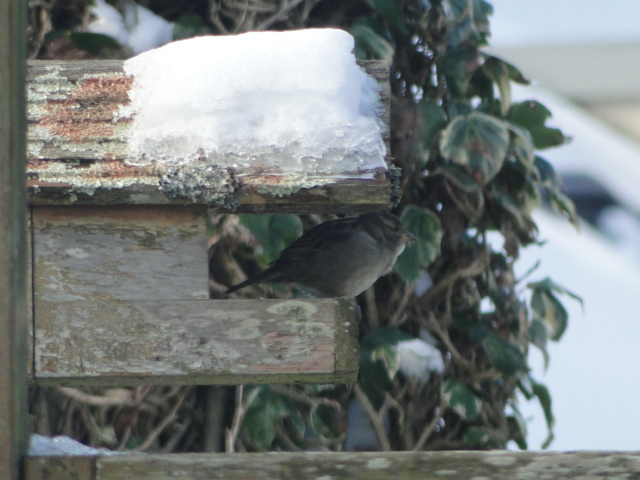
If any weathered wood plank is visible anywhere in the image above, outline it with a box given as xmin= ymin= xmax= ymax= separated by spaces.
xmin=31 ymin=204 xmax=359 ymax=385
xmin=31 ymin=297 xmax=359 ymax=386
xmin=0 ymin=0 xmax=29 ymax=478
xmin=27 ymin=60 xmax=392 ymax=212
xmin=25 ymin=451 xmax=640 ymax=480
xmin=32 ymin=205 xmax=209 ymax=302
xmin=25 ymin=456 xmax=95 ymax=480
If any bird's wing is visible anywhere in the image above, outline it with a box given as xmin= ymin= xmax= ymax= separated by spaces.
xmin=270 ymin=217 xmax=359 ymax=265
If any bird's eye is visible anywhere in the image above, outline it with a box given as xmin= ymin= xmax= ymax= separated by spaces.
xmin=393 ymin=226 xmax=401 ymax=232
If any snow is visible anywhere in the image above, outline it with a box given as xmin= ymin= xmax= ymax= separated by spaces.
xmin=395 ymin=338 xmax=445 ymax=384
xmin=493 ymin=86 xmax=640 ymax=450
xmin=28 ymin=435 xmax=128 ymax=456
xmin=89 ymin=0 xmax=174 ymax=55
xmin=511 ymin=210 xmax=640 ymax=450
xmin=120 ymin=29 xmax=387 ymax=176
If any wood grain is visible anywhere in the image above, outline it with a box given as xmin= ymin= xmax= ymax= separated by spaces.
xmin=27 ymin=60 xmax=393 ymax=213
xmin=0 ymin=1 xmax=29 ymax=478
xmin=32 ymin=297 xmax=359 ymax=386
xmin=25 ymin=451 xmax=640 ymax=480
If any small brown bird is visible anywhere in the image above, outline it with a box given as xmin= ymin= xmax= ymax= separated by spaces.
xmin=226 ymin=213 xmax=414 ymax=297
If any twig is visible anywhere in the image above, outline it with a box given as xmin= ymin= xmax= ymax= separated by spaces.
xmin=56 ymin=386 xmax=134 ymax=407
xmin=389 ymin=283 xmax=414 ymax=326
xmin=134 ymin=388 xmax=188 ymax=452
xmin=364 ymin=287 xmax=379 ymax=329
xmin=257 ymin=0 xmax=306 ymax=30
xmin=353 ymin=384 xmax=391 ymax=451
xmin=423 ymin=310 xmax=473 ymax=369
xmin=161 ymin=417 xmax=192 ymax=453
xmin=412 ymin=397 xmax=447 ymax=451
xmin=225 ymin=385 xmax=245 ymax=453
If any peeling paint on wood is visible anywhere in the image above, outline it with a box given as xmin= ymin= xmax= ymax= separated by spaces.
xmin=27 ymin=60 xmax=393 ymax=212
xmin=25 ymin=451 xmax=640 ymax=480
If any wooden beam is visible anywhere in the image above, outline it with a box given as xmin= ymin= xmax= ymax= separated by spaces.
xmin=0 ymin=0 xmax=29 ymax=478
xmin=31 ymin=204 xmax=359 ymax=385
xmin=31 ymin=297 xmax=359 ymax=386
xmin=32 ymin=205 xmax=210 ymax=302
xmin=25 ymin=451 xmax=640 ymax=480
xmin=27 ymin=60 xmax=392 ymax=213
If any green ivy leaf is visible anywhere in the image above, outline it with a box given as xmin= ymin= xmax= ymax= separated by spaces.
xmin=439 ymin=163 xmax=483 ymax=193
xmin=482 ymin=56 xmax=530 ymax=115
xmin=444 ymin=0 xmax=478 ymax=46
xmin=238 ymin=214 xmax=303 ymax=265
xmin=528 ymin=277 xmax=582 ymax=341
xmin=67 ymin=32 xmax=122 ymax=55
xmin=507 ymin=123 xmax=535 ymax=169
xmin=442 ymin=44 xmax=483 ymax=96
xmin=442 ymin=380 xmax=481 ymax=420
xmin=394 ymin=206 xmax=442 ymax=282
xmin=242 ymin=386 xmax=292 ymax=451
xmin=359 ymin=327 xmax=411 ymax=407
xmin=489 ymin=161 xmax=540 ymax=230
xmin=440 ymin=113 xmax=509 ymax=184
xmin=309 ymin=403 xmax=339 ymax=440
xmin=532 ymin=156 xmax=579 ymax=226
xmin=509 ymin=100 xmax=570 ymax=149
xmin=173 ymin=14 xmax=212 ymax=41
xmin=363 ymin=0 xmax=408 ymax=35
xmin=482 ymin=55 xmax=512 ymax=116
xmin=528 ymin=318 xmax=550 ymax=370
xmin=531 ymin=380 xmax=555 ymax=449
xmin=351 ymin=18 xmax=395 ymax=62
xmin=507 ymin=401 xmax=528 ymax=450
xmin=463 ymin=426 xmax=501 ymax=448
xmin=416 ymin=99 xmax=448 ymax=167
xmin=533 ymin=156 xmax=561 ymax=188
xmin=472 ymin=0 xmax=494 ymax=43
xmin=482 ymin=333 xmax=527 ymax=376
xmin=549 ymin=190 xmax=580 ymax=226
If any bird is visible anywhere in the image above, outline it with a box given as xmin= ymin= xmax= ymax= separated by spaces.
xmin=225 ymin=212 xmax=414 ymax=297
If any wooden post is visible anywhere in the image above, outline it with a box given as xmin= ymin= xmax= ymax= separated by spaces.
xmin=0 ymin=0 xmax=29 ymax=478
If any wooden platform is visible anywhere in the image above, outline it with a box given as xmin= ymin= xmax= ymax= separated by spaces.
xmin=26 ymin=60 xmax=392 ymax=213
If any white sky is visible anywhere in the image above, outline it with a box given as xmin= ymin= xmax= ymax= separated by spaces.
xmin=489 ymin=0 xmax=640 ymax=46
xmin=490 ymin=1 xmax=640 ymax=451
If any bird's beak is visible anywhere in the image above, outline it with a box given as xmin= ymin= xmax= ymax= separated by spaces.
xmin=403 ymin=230 xmax=416 ymax=245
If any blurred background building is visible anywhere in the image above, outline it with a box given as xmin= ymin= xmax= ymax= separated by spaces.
xmin=489 ymin=0 xmax=640 ymax=450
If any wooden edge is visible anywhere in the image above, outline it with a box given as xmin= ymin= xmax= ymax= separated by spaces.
xmin=333 ymin=298 xmax=360 ymax=382
xmin=25 ymin=456 xmax=95 ymax=480
xmin=32 ymin=298 xmax=360 ymax=387
xmin=25 ymin=451 xmax=640 ymax=480
xmin=27 ymin=59 xmax=393 ymax=211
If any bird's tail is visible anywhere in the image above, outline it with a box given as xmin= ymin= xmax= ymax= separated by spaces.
xmin=225 ymin=278 xmax=256 ymax=295
xmin=225 ymin=268 xmax=280 ymax=295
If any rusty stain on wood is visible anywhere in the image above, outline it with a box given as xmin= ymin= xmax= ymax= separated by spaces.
xmin=26 ymin=60 xmax=393 ymax=212
xmin=30 ymin=204 xmax=359 ymax=385
xmin=31 ymin=297 xmax=359 ymax=386
xmin=39 ymin=75 xmax=132 ymax=142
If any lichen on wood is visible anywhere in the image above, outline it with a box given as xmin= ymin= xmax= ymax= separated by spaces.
xmin=27 ymin=60 xmax=393 ymax=213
